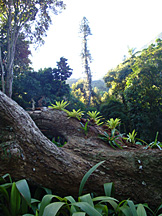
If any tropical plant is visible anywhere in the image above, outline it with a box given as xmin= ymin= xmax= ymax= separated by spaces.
xmin=24 ymin=160 xmax=162 ymax=216
xmin=1 ymin=162 xmax=162 ymax=216
xmin=106 ymin=118 xmax=121 ymax=130
xmin=98 ymin=129 xmax=123 ymax=149
xmin=144 ymin=132 xmax=162 ymax=150
xmin=87 ymin=111 xmax=103 ymax=126
xmin=48 ymin=100 xmax=69 ymax=111
xmin=80 ymin=121 xmax=89 ymax=136
xmin=66 ymin=109 xmax=84 ymax=121
xmin=0 ymin=173 xmax=38 ymax=216
xmin=124 ymin=129 xmax=138 ymax=144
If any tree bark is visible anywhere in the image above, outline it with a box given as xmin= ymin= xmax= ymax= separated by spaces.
xmin=0 ymin=90 xmax=162 ymax=208
xmin=0 ymin=46 xmax=5 ymax=93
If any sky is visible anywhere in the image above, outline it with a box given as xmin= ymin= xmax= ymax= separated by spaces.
xmin=30 ymin=0 xmax=162 ymax=80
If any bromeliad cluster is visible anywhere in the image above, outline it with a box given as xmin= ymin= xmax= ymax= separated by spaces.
xmin=48 ymin=101 xmax=162 ymax=150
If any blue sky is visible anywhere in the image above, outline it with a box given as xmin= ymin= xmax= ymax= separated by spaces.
xmin=30 ymin=0 xmax=162 ymax=80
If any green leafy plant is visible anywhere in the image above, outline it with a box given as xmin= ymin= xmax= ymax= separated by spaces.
xmin=80 ymin=121 xmax=89 ymax=136
xmin=1 ymin=162 xmax=162 ymax=216
xmin=48 ymin=100 xmax=69 ymax=111
xmin=23 ymin=160 xmax=162 ymax=215
xmin=52 ymin=136 xmax=67 ymax=147
xmin=78 ymin=161 xmax=105 ymax=196
xmin=0 ymin=173 xmax=38 ymax=216
xmin=66 ymin=109 xmax=84 ymax=121
xmin=144 ymin=132 xmax=162 ymax=150
xmin=124 ymin=129 xmax=142 ymax=145
xmin=98 ymin=129 xmax=123 ymax=149
xmin=87 ymin=111 xmax=103 ymax=126
xmin=106 ymin=118 xmax=121 ymax=130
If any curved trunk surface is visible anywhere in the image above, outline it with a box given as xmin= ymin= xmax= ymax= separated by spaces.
xmin=0 ymin=90 xmax=162 ymax=208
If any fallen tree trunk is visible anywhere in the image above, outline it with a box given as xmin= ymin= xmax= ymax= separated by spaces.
xmin=0 ymin=91 xmax=162 ymax=208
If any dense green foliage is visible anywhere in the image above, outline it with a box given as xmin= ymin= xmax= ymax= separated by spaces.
xmin=12 ymin=57 xmax=72 ymax=108
xmin=71 ymin=79 xmax=102 ymax=108
xmin=0 ymin=162 xmax=162 ymax=216
xmin=0 ymin=0 xmax=65 ymax=97
xmin=103 ymin=39 xmax=162 ymax=142
xmin=0 ymin=33 xmax=32 ymax=92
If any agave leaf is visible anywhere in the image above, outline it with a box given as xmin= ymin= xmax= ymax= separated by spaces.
xmin=72 ymin=212 xmax=86 ymax=216
xmin=104 ymin=182 xmax=115 ymax=197
xmin=73 ymin=202 xmax=102 ymax=216
xmin=21 ymin=197 xmax=29 ymax=215
xmin=119 ymin=205 xmax=132 ymax=216
xmin=0 ymin=185 xmax=10 ymax=202
xmin=127 ymin=200 xmax=138 ymax=216
xmin=22 ymin=214 xmax=35 ymax=216
xmin=65 ymin=195 xmax=76 ymax=203
xmin=92 ymin=196 xmax=118 ymax=210
xmin=1 ymin=173 xmax=12 ymax=183
xmin=30 ymin=198 xmax=40 ymax=215
xmin=39 ymin=194 xmax=65 ymax=216
xmin=78 ymin=194 xmax=94 ymax=207
xmin=16 ymin=179 xmax=31 ymax=207
xmin=10 ymin=182 xmax=21 ymax=216
xmin=137 ymin=204 xmax=147 ymax=216
xmin=0 ymin=182 xmax=12 ymax=189
xmin=70 ymin=205 xmax=81 ymax=214
xmin=65 ymin=196 xmax=80 ymax=213
xmin=42 ymin=187 xmax=52 ymax=195
xmin=92 ymin=196 xmax=118 ymax=202
xmin=94 ymin=203 xmax=108 ymax=215
xmin=39 ymin=194 xmax=56 ymax=216
xmin=154 ymin=203 xmax=162 ymax=215
xmin=79 ymin=161 xmax=105 ymax=196
xmin=33 ymin=187 xmax=44 ymax=200
xmin=42 ymin=202 xmax=65 ymax=216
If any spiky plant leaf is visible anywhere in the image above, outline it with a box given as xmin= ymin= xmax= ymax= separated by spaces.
xmin=79 ymin=161 xmax=105 ymax=196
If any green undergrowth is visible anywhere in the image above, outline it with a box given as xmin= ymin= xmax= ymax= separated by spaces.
xmin=0 ymin=161 xmax=161 ymax=216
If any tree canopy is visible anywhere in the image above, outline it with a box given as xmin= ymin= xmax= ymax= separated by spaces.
xmin=103 ymin=39 xmax=162 ymax=141
xmin=0 ymin=0 xmax=65 ymax=97
xmin=12 ymin=57 xmax=72 ymax=109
